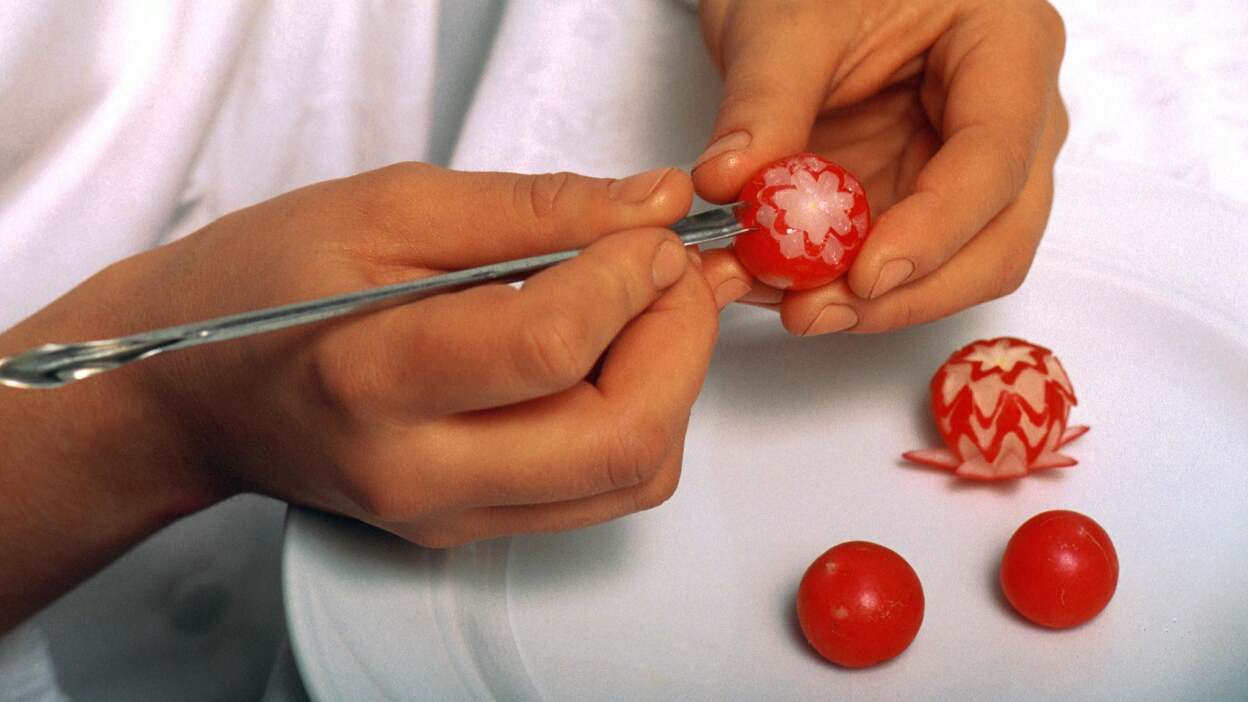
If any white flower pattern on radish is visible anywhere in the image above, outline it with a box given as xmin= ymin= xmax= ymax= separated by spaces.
xmin=963 ymin=338 xmax=1037 ymax=373
xmin=731 ymin=153 xmax=871 ymax=290
xmin=760 ymin=164 xmax=855 ymax=263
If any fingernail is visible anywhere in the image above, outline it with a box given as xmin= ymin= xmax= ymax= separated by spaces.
xmin=713 ymin=279 xmax=752 ymax=309
xmin=693 ymin=130 xmax=751 ymax=169
xmin=803 ymin=305 xmax=859 ymax=335
xmin=687 ymin=250 xmax=703 ymax=269
xmin=609 ymin=167 xmax=672 ymax=203
xmin=869 ymin=259 xmax=915 ymax=299
xmin=652 ymin=240 xmax=688 ymax=288
xmin=740 ymin=286 xmax=784 ymax=304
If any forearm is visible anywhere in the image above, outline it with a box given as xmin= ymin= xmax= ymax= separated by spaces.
xmin=0 ymin=264 xmax=221 ymax=633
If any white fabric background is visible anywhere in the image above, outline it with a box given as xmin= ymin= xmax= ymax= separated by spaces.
xmin=1056 ymin=0 xmax=1248 ymax=204
xmin=0 ymin=1 xmax=1244 ymax=700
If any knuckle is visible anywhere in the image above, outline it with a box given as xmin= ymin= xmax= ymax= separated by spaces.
xmin=349 ymin=474 xmax=408 ymax=523
xmin=376 ymin=160 xmax=433 ymax=184
xmin=993 ymin=250 xmax=1037 ymax=298
xmin=363 ymin=162 xmax=435 ymax=204
xmin=716 ymin=88 xmax=754 ymax=117
xmin=866 ymin=299 xmax=919 ymax=334
xmin=631 ymin=458 xmax=683 ymax=512
xmin=993 ymin=133 xmax=1033 ymax=198
xmin=603 ymin=244 xmax=654 ymax=309
xmin=963 ymin=127 xmax=1032 ymax=201
xmin=705 ymin=296 xmax=721 ymax=342
xmin=1052 ymin=97 xmax=1071 ymax=146
xmin=335 ymin=161 xmax=439 ymax=246
xmin=682 ymin=258 xmax=721 ymax=325
xmin=998 ymin=265 xmax=1030 ymax=298
xmin=406 ymin=526 xmax=468 ymax=550
xmin=311 ymin=339 xmax=371 ymax=415
xmin=606 ymin=416 xmax=672 ymax=491
xmin=519 ymin=310 xmax=595 ymax=389
xmin=516 ymin=171 xmax=576 ymax=228
xmin=332 ymin=442 xmax=436 ymax=523
xmin=713 ymin=87 xmax=773 ymax=133
xmin=895 ymin=299 xmax=920 ymax=331
xmin=1034 ymin=1 xmax=1066 ymax=50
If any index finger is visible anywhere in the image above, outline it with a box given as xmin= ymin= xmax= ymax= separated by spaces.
xmin=342 ymin=165 xmax=694 ymax=270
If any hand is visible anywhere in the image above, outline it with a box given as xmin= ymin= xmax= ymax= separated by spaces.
xmin=692 ymin=0 xmax=1068 ymax=335
xmin=0 ymin=164 xmax=716 ymax=630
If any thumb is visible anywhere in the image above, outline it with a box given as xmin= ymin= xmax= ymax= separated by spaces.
xmin=692 ymin=7 xmax=838 ymax=203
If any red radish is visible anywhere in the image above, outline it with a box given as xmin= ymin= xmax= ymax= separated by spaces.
xmin=1000 ymin=510 xmax=1119 ymax=628
xmin=796 ymin=541 xmax=924 ymax=668
xmin=733 ymin=153 xmax=871 ymax=290
xmin=903 ymin=337 xmax=1089 ymax=480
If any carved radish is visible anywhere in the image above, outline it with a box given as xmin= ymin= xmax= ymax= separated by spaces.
xmin=903 ymin=337 xmax=1089 ymax=480
xmin=733 ymin=153 xmax=871 ymax=290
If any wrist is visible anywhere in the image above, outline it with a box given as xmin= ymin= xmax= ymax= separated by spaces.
xmin=0 ymin=259 xmax=226 ymax=631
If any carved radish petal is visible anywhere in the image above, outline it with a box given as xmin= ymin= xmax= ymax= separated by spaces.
xmin=903 ymin=337 xmax=1088 ymax=481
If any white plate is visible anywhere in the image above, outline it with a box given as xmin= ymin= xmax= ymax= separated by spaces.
xmin=283 ymin=165 xmax=1248 ymax=701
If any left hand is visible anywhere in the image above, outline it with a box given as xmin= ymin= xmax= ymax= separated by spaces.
xmin=691 ymin=0 xmax=1069 ymax=336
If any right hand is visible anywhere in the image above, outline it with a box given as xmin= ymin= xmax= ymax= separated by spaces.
xmin=2 ymin=164 xmax=722 ymax=550
xmin=691 ymin=0 xmax=1068 ymax=336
